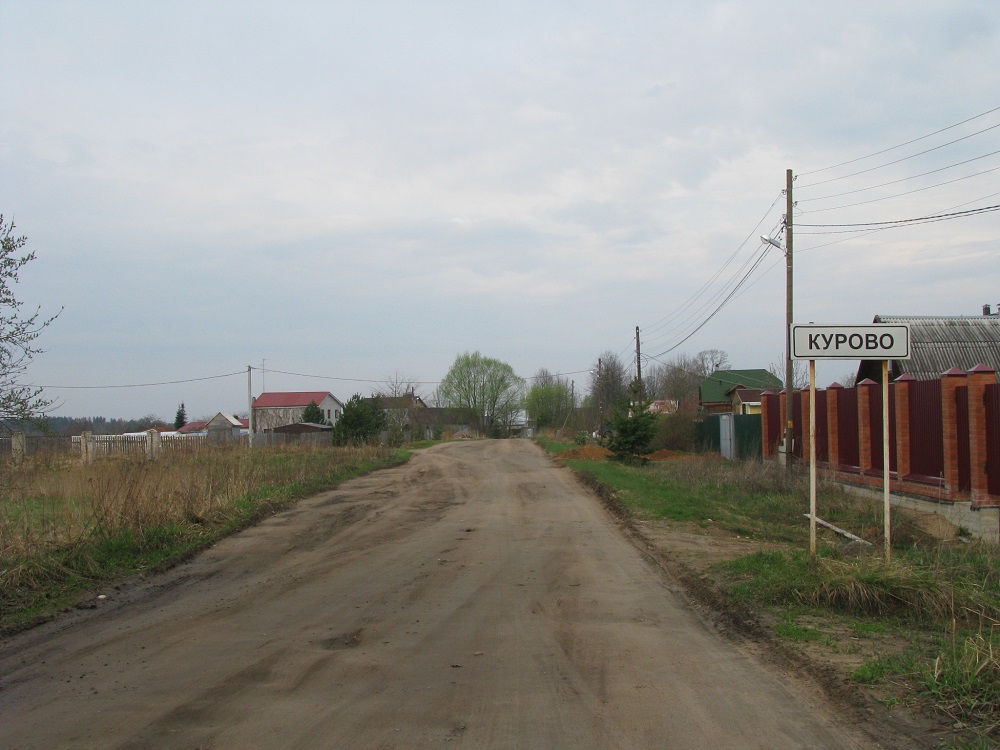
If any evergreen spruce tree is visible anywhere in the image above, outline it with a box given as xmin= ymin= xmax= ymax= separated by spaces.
xmin=301 ymin=400 xmax=326 ymax=424
xmin=606 ymin=382 xmax=658 ymax=465
xmin=173 ymin=402 xmax=187 ymax=430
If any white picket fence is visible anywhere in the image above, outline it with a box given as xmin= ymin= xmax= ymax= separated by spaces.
xmin=71 ymin=431 xmax=214 ymax=461
xmin=0 ymin=430 xmax=330 ymax=462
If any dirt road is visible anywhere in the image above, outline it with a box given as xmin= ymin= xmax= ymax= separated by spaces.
xmin=1 ymin=440 xmax=879 ymax=749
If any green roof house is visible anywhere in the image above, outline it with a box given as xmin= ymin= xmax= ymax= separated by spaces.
xmin=699 ymin=369 xmax=782 ymax=413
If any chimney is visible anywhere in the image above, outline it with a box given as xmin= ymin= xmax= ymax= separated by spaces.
xmin=985 ymin=304 xmax=993 ymax=316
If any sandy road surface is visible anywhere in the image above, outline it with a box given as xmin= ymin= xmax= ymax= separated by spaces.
xmin=1 ymin=440 xmax=875 ymax=749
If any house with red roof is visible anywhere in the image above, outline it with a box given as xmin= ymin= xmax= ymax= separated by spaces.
xmin=252 ymin=391 xmax=344 ymax=432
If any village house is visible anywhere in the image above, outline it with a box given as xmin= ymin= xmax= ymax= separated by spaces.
xmin=252 ymin=391 xmax=344 ymax=432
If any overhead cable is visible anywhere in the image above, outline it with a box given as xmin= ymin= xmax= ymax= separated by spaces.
xmin=799 ymin=105 xmax=1000 ymax=177
xmin=796 ymin=203 xmax=1000 ymax=229
xmin=797 ymin=122 xmax=1000 ymax=189
xmin=640 ymin=192 xmax=783 ymax=338
xmin=799 ymin=149 xmax=1000 ymax=204
xmin=31 ymin=370 xmax=246 ymax=390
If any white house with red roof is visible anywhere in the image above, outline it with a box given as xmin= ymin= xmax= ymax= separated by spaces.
xmin=252 ymin=391 xmax=344 ymax=432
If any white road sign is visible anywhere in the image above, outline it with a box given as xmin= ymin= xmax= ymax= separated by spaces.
xmin=791 ymin=324 xmax=911 ymax=361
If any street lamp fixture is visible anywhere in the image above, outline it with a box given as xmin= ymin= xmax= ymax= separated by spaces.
xmin=760 ymin=235 xmax=783 ymax=253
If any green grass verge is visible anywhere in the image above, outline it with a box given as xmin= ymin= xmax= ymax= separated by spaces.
xmin=534 ymin=436 xmax=579 ymax=455
xmin=535 ymin=437 xmax=1000 ymax=742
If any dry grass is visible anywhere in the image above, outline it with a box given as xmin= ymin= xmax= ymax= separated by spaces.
xmin=0 ymin=443 xmax=398 ymax=603
xmin=804 ymin=558 xmax=966 ymax=620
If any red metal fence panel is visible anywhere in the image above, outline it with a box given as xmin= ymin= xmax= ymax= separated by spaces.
xmin=763 ymin=392 xmax=781 ymax=455
xmin=909 ymin=379 xmax=944 ymax=483
xmin=867 ymin=386 xmax=898 ymax=476
xmin=837 ymin=387 xmax=859 ymax=469
xmin=956 ymin=385 xmax=971 ymax=492
xmin=987 ymin=383 xmax=1000 ymax=496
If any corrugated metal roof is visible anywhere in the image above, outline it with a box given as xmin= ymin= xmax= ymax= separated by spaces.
xmin=859 ymin=315 xmax=1000 ymax=381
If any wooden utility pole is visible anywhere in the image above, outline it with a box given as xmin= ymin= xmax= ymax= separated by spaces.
xmin=597 ymin=358 xmax=603 ymax=436
xmin=784 ymin=168 xmax=795 ymax=468
xmin=635 ymin=326 xmax=642 ymax=397
xmin=247 ymin=365 xmax=254 ymax=448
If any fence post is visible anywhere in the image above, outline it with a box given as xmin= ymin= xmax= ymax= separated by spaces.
xmin=11 ymin=431 xmax=26 ymax=465
xmin=81 ymin=431 xmax=94 ymax=464
xmin=967 ymin=364 xmax=997 ymax=507
xmin=941 ymin=367 xmax=968 ymax=499
xmin=777 ymin=388 xmax=789 ymax=465
xmin=146 ymin=429 xmax=161 ymax=461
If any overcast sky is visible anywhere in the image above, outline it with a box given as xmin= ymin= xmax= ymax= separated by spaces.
xmin=2 ymin=1 xmax=999 ymax=420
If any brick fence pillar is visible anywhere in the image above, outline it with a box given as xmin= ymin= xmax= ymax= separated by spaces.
xmin=857 ymin=378 xmax=877 ymax=474
xmin=941 ymin=367 xmax=968 ymax=499
xmin=778 ymin=388 xmax=789 ymax=465
xmin=801 ymin=386 xmax=813 ymax=462
xmin=826 ymin=383 xmax=842 ymax=469
xmin=967 ymin=364 xmax=998 ymax=507
xmin=892 ymin=374 xmax=915 ymax=480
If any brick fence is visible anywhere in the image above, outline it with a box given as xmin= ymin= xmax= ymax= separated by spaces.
xmin=761 ymin=365 xmax=1000 ymax=541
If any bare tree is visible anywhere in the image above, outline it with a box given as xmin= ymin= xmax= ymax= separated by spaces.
xmin=587 ymin=351 xmax=630 ymax=433
xmin=836 ymin=370 xmax=858 ymax=388
xmin=378 ymin=371 xmax=422 ymax=442
xmin=380 ymin=370 xmax=420 ymax=399
xmin=0 ymin=215 xmax=61 ymax=426
xmin=644 ymin=349 xmax=732 ymax=403
xmin=767 ymin=354 xmax=810 ymax=390
xmin=692 ymin=348 xmax=730 ymax=375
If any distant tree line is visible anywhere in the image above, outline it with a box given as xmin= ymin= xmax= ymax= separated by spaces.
xmin=30 ymin=415 xmax=171 ymax=436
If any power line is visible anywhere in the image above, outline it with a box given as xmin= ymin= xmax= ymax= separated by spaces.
xmin=798 ymin=149 xmax=1000 ymax=205
xmin=31 ymin=370 xmax=246 ymax=390
xmin=798 ymin=163 xmax=1000 ymax=214
xmin=255 ymin=367 xmax=437 ymax=385
xmin=648 ymin=246 xmax=771 ymax=360
xmin=799 ymin=105 xmax=1000 ymax=177
xmin=796 ymin=203 xmax=1000 ymax=230
xmin=798 ymin=122 xmax=1000 ymax=189
xmin=640 ymin=192 xmax=783 ymax=338
xmin=642 ymin=224 xmax=781 ymax=352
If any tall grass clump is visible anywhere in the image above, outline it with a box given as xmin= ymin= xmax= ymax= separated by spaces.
xmin=921 ymin=625 xmax=1000 ymax=736
xmin=0 ymin=443 xmax=402 ymax=630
